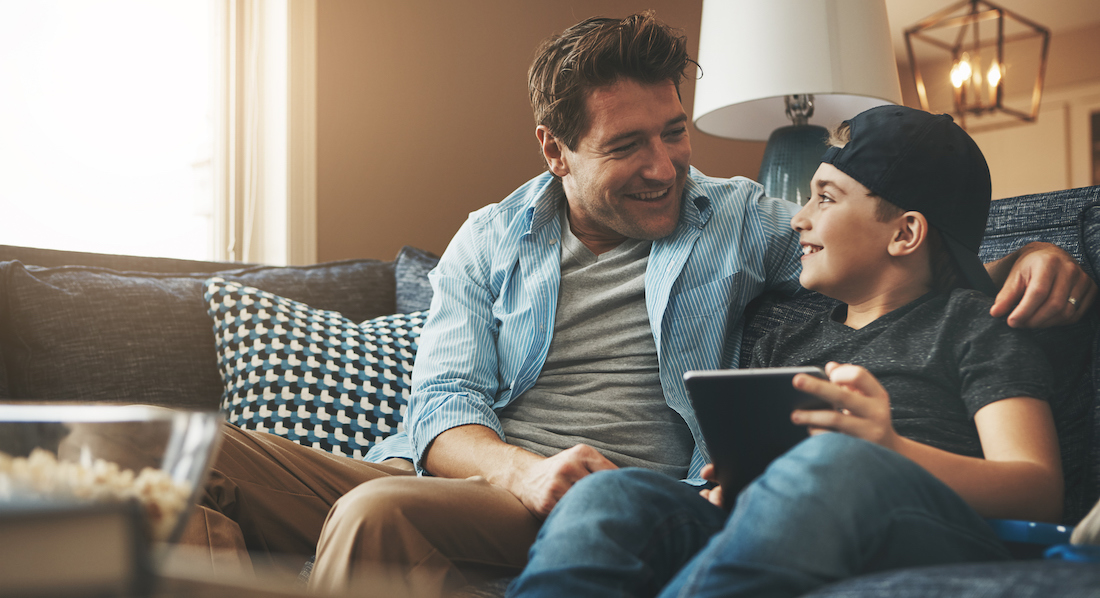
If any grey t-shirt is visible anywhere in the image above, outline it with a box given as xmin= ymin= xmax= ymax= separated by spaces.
xmin=750 ymin=289 xmax=1053 ymax=458
xmin=499 ymin=213 xmax=696 ymax=479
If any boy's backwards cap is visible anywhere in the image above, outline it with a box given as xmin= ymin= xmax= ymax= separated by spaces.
xmin=820 ymin=105 xmax=996 ymax=296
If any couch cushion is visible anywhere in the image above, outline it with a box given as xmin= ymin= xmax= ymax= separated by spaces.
xmin=983 ymin=186 xmax=1100 ymax=525
xmin=805 ymin=560 xmax=1100 ymax=597
xmin=980 ymin=186 xmax=1100 ymax=281
xmin=205 ymin=278 xmax=424 ymax=458
xmin=0 ymin=263 xmax=226 ymax=409
xmin=1080 ymin=197 xmax=1100 ymax=517
xmin=1033 ymin=319 xmax=1097 ymax=525
xmin=226 ymin=259 xmax=397 ymax=324
xmin=0 ymin=258 xmax=398 ymax=410
xmin=0 ymin=327 xmax=9 ymax=399
xmin=0 ymin=243 xmax=249 ymax=273
xmin=394 ymin=246 xmax=439 ymax=314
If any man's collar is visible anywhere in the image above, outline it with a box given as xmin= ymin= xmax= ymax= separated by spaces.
xmin=678 ymin=170 xmax=712 ymax=231
xmin=527 ymin=176 xmax=565 ymax=235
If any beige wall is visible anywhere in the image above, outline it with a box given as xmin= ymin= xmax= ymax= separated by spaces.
xmin=316 ymin=2 xmax=1100 ymax=262
xmin=315 ymin=0 xmax=763 ymax=261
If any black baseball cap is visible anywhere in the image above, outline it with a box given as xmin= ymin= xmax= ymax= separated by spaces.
xmin=820 ymin=105 xmax=996 ymax=296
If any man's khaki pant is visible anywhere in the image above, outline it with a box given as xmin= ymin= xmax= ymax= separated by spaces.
xmin=178 ymin=424 xmax=541 ymax=597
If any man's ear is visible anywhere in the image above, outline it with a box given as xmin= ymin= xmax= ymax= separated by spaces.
xmin=888 ymin=212 xmax=928 ymax=257
xmin=536 ymin=126 xmax=569 ymax=177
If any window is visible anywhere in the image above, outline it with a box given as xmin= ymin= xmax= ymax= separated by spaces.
xmin=0 ymin=1 xmax=215 ymax=260
xmin=0 ymin=0 xmax=316 ymax=265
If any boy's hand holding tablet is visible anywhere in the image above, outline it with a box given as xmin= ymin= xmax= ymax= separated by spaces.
xmin=791 ymin=361 xmax=900 ymax=452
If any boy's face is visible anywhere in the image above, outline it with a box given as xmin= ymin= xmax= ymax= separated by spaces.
xmin=791 ymin=163 xmax=901 ymax=300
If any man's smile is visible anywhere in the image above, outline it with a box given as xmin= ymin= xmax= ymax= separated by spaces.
xmin=626 ymin=187 xmax=671 ymax=202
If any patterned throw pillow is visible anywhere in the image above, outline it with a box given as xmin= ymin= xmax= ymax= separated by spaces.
xmin=204 ymin=277 xmax=426 ymax=459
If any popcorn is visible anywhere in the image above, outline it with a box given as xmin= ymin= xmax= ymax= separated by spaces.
xmin=0 ymin=448 xmax=191 ymax=542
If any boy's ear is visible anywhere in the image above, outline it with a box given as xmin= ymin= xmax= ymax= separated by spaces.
xmin=888 ymin=212 xmax=928 ymax=257
xmin=536 ymin=126 xmax=570 ymax=177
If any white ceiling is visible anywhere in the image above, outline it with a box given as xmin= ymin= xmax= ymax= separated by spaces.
xmin=883 ymin=0 xmax=1100 ymax=59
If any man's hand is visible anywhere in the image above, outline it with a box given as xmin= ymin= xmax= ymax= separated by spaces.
xmin=424 ymin=425 xmax=618 ymax=519
xmin=790 ymin=362 xmax=900 ymax=450
xmin=509 ymin=444 xmax=618 ymax=519
xmin=987 ymin=242 xmax=1096 ymax=328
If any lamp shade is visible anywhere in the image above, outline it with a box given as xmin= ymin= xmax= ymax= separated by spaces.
xmin=693 ymin=0 xmax=904 ymax=140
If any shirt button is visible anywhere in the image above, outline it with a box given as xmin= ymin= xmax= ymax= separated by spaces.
xmin=549 ymin=238 xmax=558 ymax=245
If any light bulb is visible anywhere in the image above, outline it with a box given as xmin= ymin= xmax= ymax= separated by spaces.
xmin=988 ymin=61 xmax=1001 ymax=87
xmin=951 ymin=54 xmax=973 ymax=89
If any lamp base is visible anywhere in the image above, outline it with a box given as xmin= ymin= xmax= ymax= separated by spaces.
xmin=758 ymin=124 xmax=829 ymax=205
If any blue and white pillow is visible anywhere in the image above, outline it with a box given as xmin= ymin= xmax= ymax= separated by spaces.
xmin=204 ymin=277 xmax=426 ymax=459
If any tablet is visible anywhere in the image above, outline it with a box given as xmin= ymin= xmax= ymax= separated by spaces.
xmin=683 ymin=367 xmax=830 ymax=501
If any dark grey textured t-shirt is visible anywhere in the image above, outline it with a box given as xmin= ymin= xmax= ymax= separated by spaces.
xmin=750 ymin=289 xmax=1054 ymax=458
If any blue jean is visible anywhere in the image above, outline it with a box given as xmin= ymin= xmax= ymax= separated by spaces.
xmin=507 ymin=434 xmax=1010 ymax=598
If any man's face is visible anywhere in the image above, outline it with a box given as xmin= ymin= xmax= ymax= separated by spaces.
xmin=791 ymin=163 xmax=901 ymax=301
xmin=542 ymin=79 xmax=691 ymax=252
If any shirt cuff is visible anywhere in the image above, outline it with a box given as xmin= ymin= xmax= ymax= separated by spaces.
xmin=408 ymin=393 xmax=505 ymax=474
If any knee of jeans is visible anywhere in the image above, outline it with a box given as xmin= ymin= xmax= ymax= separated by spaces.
xmin=550 ymin=468 xmax=690 ymax=526
xmin=767 ymin=434 xmax=919 ymax=498
xmin=791 ymin=433 xmax=897 ymax=467
xmin=566 ymin=468 xmax=673 ymax=505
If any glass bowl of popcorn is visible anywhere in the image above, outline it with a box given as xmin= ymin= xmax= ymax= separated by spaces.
xmin=0 ymin=404 xmax=223 ymax=544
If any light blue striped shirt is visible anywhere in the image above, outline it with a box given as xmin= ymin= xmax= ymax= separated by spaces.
xmin=367 ymin=168 xmax=803 ymax=482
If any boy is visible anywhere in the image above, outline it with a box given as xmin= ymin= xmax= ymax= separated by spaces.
xmin=506 ymin=105 xmax=1064 ymax=598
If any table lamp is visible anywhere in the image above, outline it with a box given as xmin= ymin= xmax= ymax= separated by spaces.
xmin=693 ymin=0 xmax=904 ymax=204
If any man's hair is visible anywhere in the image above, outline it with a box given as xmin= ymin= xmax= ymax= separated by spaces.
xmin=528 ymin=11 xmax=693 ymax=151
xmin=827 ymin=122 xmax=965 ymax=292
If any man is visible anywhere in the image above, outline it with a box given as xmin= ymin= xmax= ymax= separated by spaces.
xmin=182 ymin=13 xmax=1095 ymax=598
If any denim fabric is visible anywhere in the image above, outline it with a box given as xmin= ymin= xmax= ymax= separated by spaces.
xmin=509 ymin=434 xmax=1007 ymax=598
xmin=659 ymin=435 xmax=1007 ymax=598
xmin=507 ymin=468 xmax=726 ymax=598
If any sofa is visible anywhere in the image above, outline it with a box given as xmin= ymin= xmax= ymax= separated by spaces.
xmin=1 ymin=184 xmax=1099 ymax=597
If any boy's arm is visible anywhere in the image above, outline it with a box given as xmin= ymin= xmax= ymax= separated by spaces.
xmin=792 ymin=363 xmax=1063 ymax=523
xmin=985 ymin=242 xmax=1097 ymax=328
